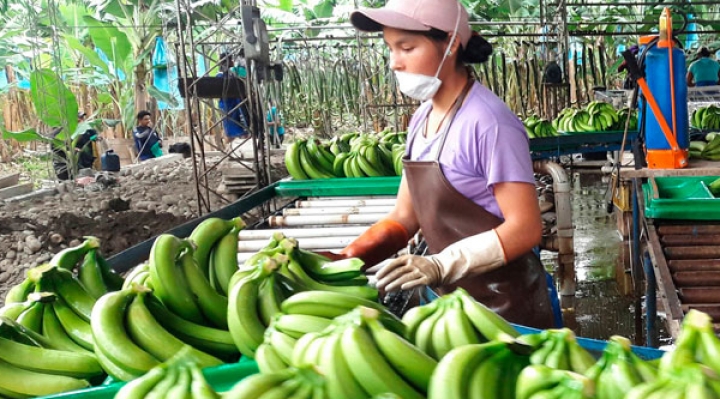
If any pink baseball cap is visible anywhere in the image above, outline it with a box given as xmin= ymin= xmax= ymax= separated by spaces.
xmin=351 ymin=0 xmax=472 ymax=48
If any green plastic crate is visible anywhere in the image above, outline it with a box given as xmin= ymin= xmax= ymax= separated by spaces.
xmin=37 ymin=357 xmax=259 ymax=399
xmin=275 ymin=177 xmax=401 ymax=197
xmin=643 ymin=176 xmax=720 ymax=220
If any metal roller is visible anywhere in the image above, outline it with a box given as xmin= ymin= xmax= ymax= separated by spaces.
xmin=267 ymin=214 xmax=385 ymax=227
xmin=668 ymin=260 xmax=720 ymax=273
xmin=661 ymin=235 xmax=720 ymax=246
xmin=679 ymin=288 xmax=720 ymax=303
xmin=238 ymin=226 xmax=368 ymax=240
xmin=673 ymin=271 xmax=720 ymax=287
xmin=294 ymin=199 xmax=397 ymax=208
xmin=664 ymin=246 xmax=720 ymax=260
xmin=658 ymin=225 xmax=720 ymax=235
xmin=283 ymin=206 xmax=394 ymax=216
xmin=237 ymin=236 xmax=359 ymax=252
xmin=682 ymin=304 xmax=720 ymax=321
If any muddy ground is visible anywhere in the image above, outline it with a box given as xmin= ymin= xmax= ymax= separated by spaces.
xmin=0 ymin=155 xmax=230 ymax=300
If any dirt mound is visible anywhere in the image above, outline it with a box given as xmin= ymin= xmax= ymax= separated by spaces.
xmin=43 ymin=211 xmax=190 ymax=255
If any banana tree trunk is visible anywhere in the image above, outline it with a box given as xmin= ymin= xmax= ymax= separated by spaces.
xmin=134 ymin=62 xmax=149 ymax=115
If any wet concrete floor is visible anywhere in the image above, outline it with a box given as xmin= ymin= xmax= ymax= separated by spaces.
xmin=542 ymin=169 xmax=663 ymax=345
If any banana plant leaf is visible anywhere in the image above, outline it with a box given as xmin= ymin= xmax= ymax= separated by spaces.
xmin=1 ymin=128 xmax=50 ymax=143
xmin=63 ymin=34 xmax=110 ymax=75
xmin=30 ymin=69 xmax=78 ymax=138
xmin=83 ymin=16 xmax=132 ymax=75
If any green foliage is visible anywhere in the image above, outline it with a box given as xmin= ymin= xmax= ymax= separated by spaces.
xmin=82 ymin=16 xmax=132 ymax=74
xmin=30 ymin=69 xmax=78 ymax=140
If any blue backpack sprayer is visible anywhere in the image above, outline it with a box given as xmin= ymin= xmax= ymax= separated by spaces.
xmin=623 ymin=8 xmax=689 ymax=169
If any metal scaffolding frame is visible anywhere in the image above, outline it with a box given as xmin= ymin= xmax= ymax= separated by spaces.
xmin=171 ymin=0 xmax=278 ymax=216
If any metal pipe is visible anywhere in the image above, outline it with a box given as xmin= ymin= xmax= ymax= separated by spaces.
xmin=238 ymin=236 xmax=358 ymax=252
xmin=267 ymin=214 xmax=385 ymax=227
xmin=644 ymin=250 xmax=657 ymax=348
xmin=295 ymin=199 xmax=397 ymax=208
xmin=238 ymin=226 xmax=368 ymax=240
xmin=283 ymin=206 xmax=394 ymax=216
xmin=533 ymin=160 xmax=574 ymax=296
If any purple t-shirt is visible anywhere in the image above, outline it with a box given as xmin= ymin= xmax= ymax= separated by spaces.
xmin=406 ymin=81 xmax=534 ymax=220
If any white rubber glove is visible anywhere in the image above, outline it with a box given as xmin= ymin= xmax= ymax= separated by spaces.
xmin=375 ymin=229 xmax=506 ymax=292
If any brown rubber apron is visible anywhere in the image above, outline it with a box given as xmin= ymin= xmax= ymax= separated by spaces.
xmin=403 ymin=80 xmax=554 ymax=329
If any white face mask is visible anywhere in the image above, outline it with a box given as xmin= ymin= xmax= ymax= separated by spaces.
xmin=394 ymin=3 xmax=462 ymax=101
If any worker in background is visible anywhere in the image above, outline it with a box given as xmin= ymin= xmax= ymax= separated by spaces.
xmin=318 ymin=0 xmax=554 ymax=328
xmin=52 ymin=112 xmax=99 ymax=180
xmin=132 ymin=110 xmax=162 ymax=162
xmin=617 ymin=44 xmax=639 ymax=90
xmin=217 ymin=52 xmax=249 ymax=141
xmin=266 ymin=99 xmax=285 ymax=148
xmin=687 ymin=47 xmax=720 ymax=87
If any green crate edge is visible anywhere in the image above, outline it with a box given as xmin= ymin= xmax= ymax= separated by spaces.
xmin=275 ymin=176 xmax=401 ymax=197
xmin=38 ymin=357 xmax=260 ymax=399
xmin=644 ymin=176 xmax=720 ymax=220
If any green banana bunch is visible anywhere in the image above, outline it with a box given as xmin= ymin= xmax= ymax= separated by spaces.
xmin=147 ymin=234 xmax=206 ymax=325
xmin=285 ymin=140 xmax=310 ymax=180
xmin=428 ymin=338 xmax=531 ymax=399
xmin=229 ymin=232 xmax=379 ymax=358
xmin=378 ymin=130 xmax=408 ymax=147
xmin=257 ymin=288 xmax=408 ymax=374
xmin=246 ymin=233 xmax=377 ymax=299
xmin=585 ymin=335 xmax=656 ymax=399
xmin=516 ymin=365 xmax=595 ymax=399
xmin=520 ymin=328 xmax=597 ymax=373
xmin=524 ymin=115 xmax=558 ymax=139
xmin=402 ymin=288 xmax=518 ymax=360
xmin=224 ymin=365 xmax=329 ymax=399
xmin=122 ymin=262 xmax=151 ymax=290
xmin=14 ymin=265 xmax=98 ymax=352
xmin=701 ymin=134 xmax=720 ymax=160
xmin=286 ymin=132 xmax=407 ymax=180
xmin=554 ymin=102 xmax=620 ymax=134
xmin=279 ymin=238 xmax=378 ymax=300
xmin=189 ymin=216 xmax=246 ymax=282
xmin=227 ymin=258 xmax=285 ymax=358
xmin=614 ymin=107 xmax=639 ymax=131
xmin=144 ymin=294 xmax=240 ymax=361
xmin=709 ymin=177 xmax=720 ymax=197
xmin=4 ymin=278 xmax=36 ymax=304
xmin=289 ymin=306 xmax=430 ymax=399
xmin=5 ymin=238 xmax=120 ymax=306
xmin=693 ymin=105 xmax=720 ymax=130
xmin=627 ymin=365 xmax=720 ymax=399
xmin=49 ymin=236 xmax=101 ymax=270
xmin=280 ymin=290 xmax=404 ymax=336
xmin=391 ymin=144 xmax=405 ymax=176
xmin=285 ymin=139 xmax=335 ymax=180
xmin=91 ymin=284 xmax=223 ymax=381
xmin=116 ymin=361 xmax=220 ymax=399
xmin=0 ymin=312 xmax=101 ymax=398
xmin=585 ymin=101 xmax=619 ymax=131
xmin=0 ymin=356 xmax=91 ymax=398
xmin=675 ymin=309 xmax=720 ymax=377
xmin=255 ymin=325 xmax=296 ymax=374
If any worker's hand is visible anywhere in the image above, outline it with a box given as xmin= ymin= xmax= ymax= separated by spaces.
xmin=376 ymin=229 xmax=507 ymax=292
xmin=340 ymin=219 xmax=410 ymax=270
xmin=375 ymin=255 xmax=442 ymax=292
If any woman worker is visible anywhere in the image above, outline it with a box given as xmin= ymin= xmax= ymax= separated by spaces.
xmin=324 ymin=0 xmax=554 ymax=328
